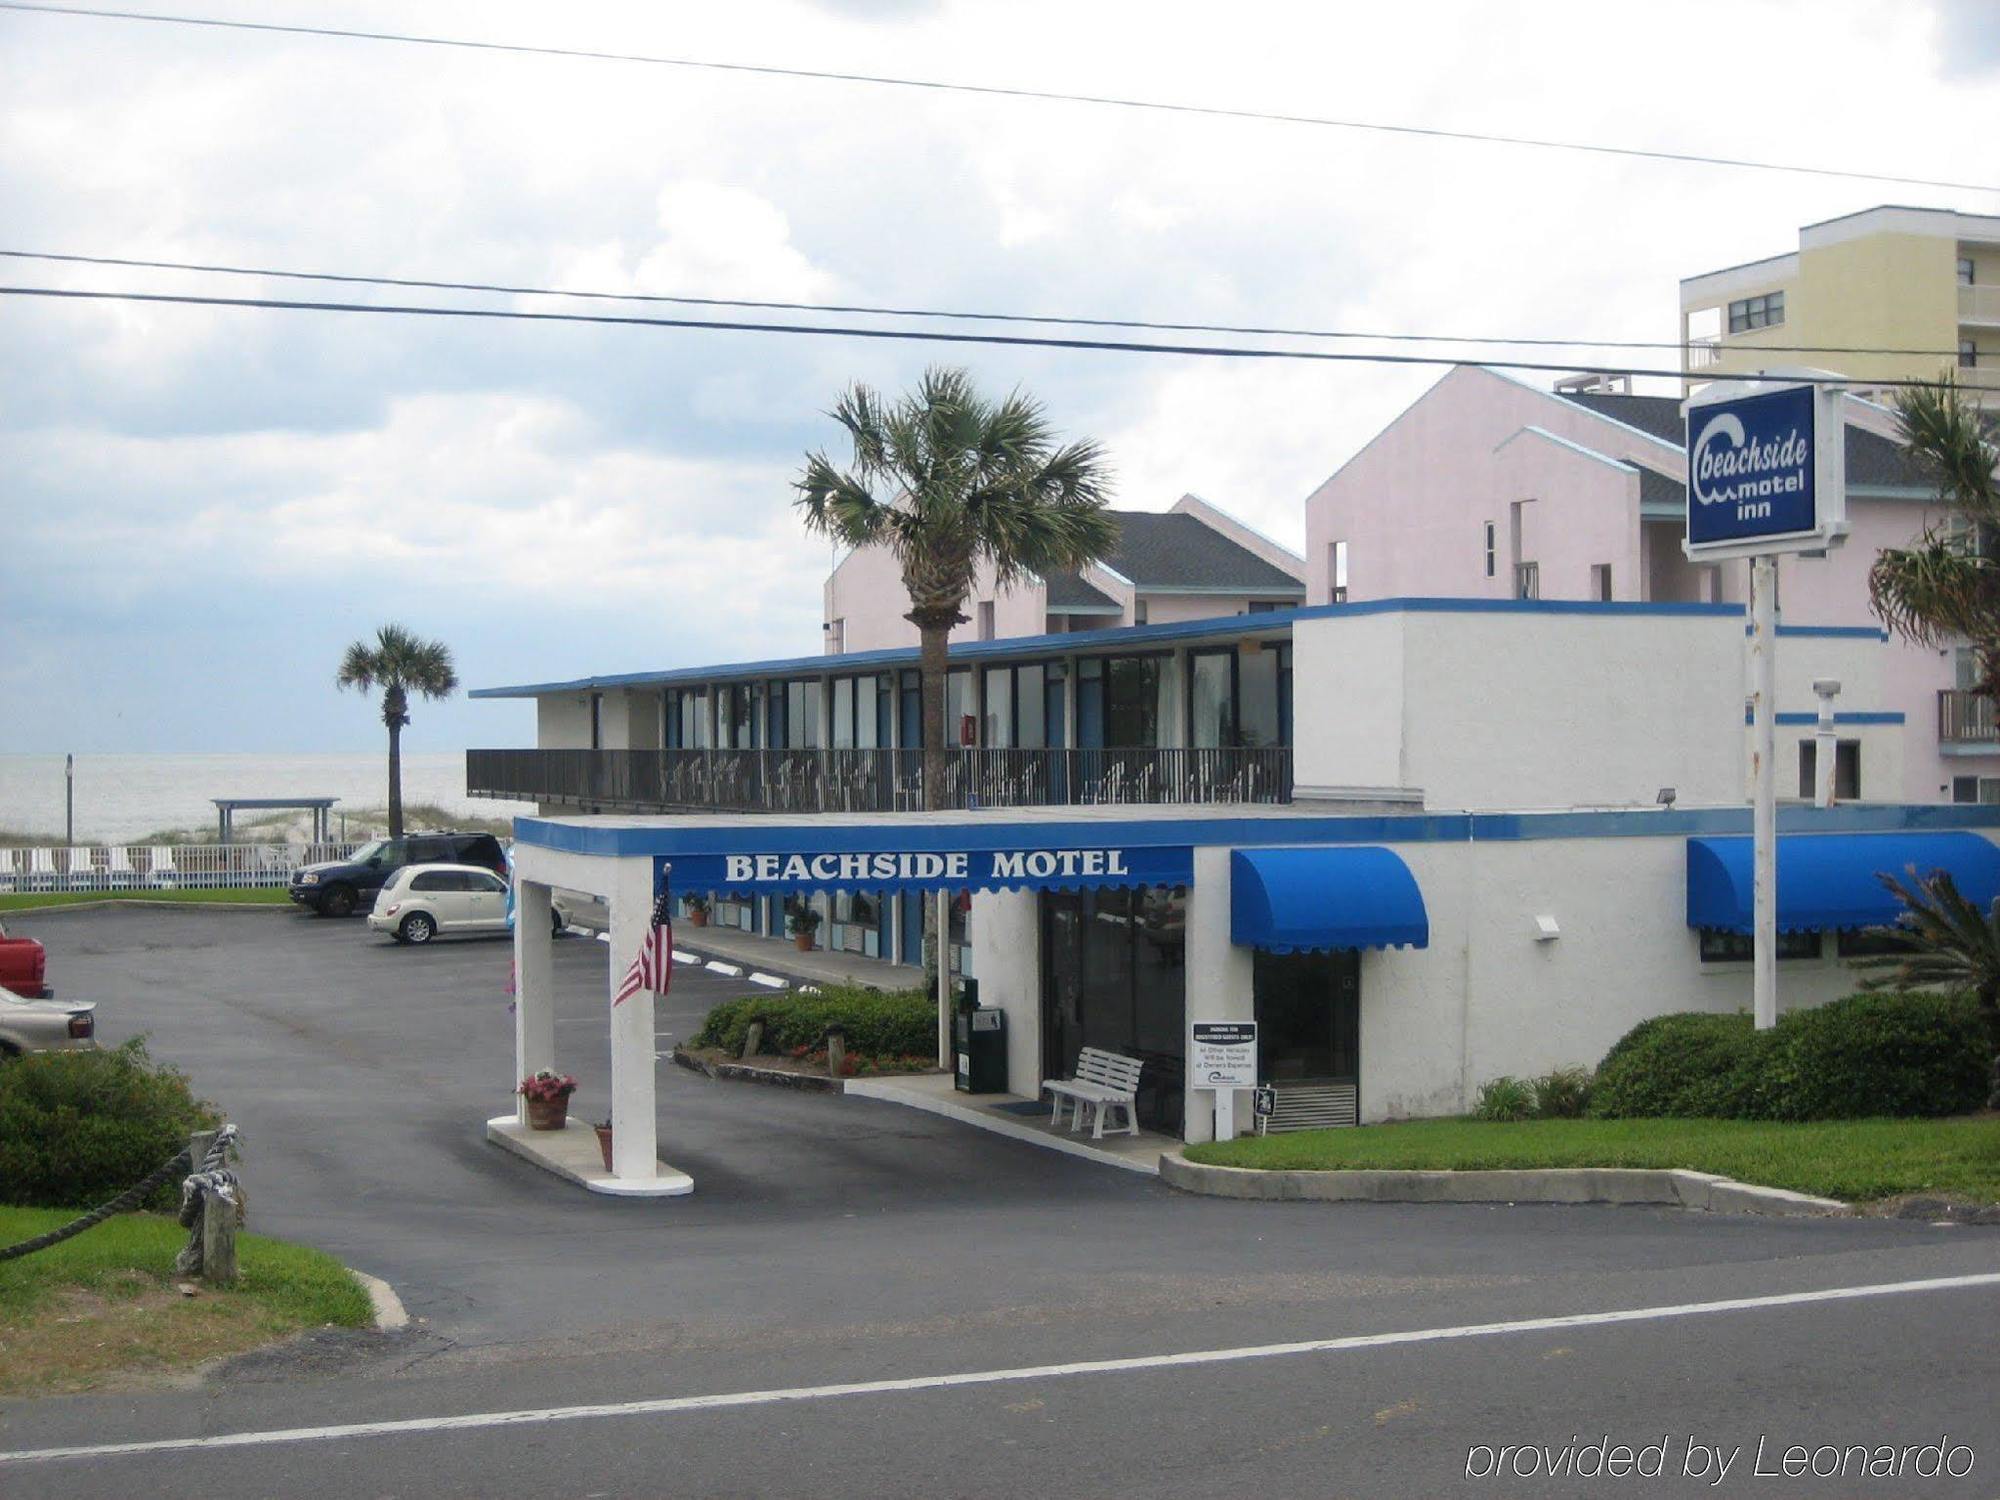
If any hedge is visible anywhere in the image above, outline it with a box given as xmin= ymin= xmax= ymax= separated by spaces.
xmin=692 ymin=984 xmax=936 ymax=1060
xmin=0 ymin=1039 xmax=222 ymax=1210
xmin=1589 ymin=992 xmax=1990 ymax=1121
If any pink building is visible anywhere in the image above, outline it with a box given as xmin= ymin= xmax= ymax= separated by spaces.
xmin=1302 ymin=365 xmax=2000 ymax=804
xmin=822 ymin=493 xmax=1305 ymax=654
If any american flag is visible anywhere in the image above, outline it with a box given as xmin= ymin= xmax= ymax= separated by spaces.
xmin=613 ymin=874 xmax=674 ymax=1006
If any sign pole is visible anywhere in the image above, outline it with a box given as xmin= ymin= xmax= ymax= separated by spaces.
xmin=1751 ymin=555 xmax=1778 ymax=1031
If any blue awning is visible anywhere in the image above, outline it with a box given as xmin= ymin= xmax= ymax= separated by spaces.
xmin=1685 ymin=831 xmax=2000 ymax=934
xmin=1230 ymin=846 xmax=1429 ymax=952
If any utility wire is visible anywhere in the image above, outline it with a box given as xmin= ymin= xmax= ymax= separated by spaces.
xmin=0 ymin=249 xmax=1976 ymax=363
xmin=0 ymin=283 xmax=1960 ymax=390
xmin=3 ymin=1 xmax=1995 ymax=195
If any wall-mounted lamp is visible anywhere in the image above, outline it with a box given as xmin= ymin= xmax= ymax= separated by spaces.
xmin=1533 ymin=914 xmax=1560 ymax=943
xmin=1656 ymin=787 xmax=1677 ymax=808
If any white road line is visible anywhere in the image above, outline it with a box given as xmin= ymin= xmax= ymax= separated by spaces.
xmin=6 ymin=1271 xmax=1996 ymax=1466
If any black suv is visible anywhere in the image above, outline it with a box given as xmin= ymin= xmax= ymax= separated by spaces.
xmin=289 ymin=831 xmax=508 ymax=917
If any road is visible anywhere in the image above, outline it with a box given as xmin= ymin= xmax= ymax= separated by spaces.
xmin=1 ymin=906 xmax=1995 ymax=1498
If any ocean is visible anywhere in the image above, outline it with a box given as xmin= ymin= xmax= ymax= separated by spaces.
xmin=0 ymin=752 xmax=534 ymax=844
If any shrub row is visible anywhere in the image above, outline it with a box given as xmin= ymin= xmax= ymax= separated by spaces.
xmin=0 ymin=1039 xmax=222 ymax=1211
xmin=1588 ymin=991 xmax=1990 ymax=1121
xmin=692 ymin=984 xmax=936 ymax=1060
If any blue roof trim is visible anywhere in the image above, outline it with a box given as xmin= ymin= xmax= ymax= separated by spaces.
xmin=1756 ymin=624 xmax=1891 ymax=640
xmin=472 ymin=596 xmax=1765 ymax=699
xmin=1741 ymin=711 xmax=1906 ymax=726
xmin=1686 ymin=831 xmax=2000 ymax=934
xmin=511 ymin=803 xmax=2000 ymax=858
xmin=1231 ymin=846 xmax=1429 ymax=952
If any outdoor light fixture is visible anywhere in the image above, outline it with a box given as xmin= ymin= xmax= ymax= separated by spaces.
xmin=1656 ymin=787 xmax=1677 ymax=808
xmin=1533 ymin=914 xmax=1560 ymax=942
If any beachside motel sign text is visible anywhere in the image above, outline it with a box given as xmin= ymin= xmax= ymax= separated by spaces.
xmin=660 ymin=843 xmax=1196 ymax=895
xmin=1683 ymin=380 xmax=1848 ymax=563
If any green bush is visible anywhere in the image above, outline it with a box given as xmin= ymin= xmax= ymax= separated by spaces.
xmin=1590 ymin=995 xmax=1991 ymax=1121
xmin=1758 ymin=991 xmax=1989 ymax=1121
xmin=1474 ymin=1075 xmax=1533 ymax=1122
xmin=0 ymin=1039 xmax=222 ymax=1210
xmin=692 ymin=985 xmax=935 ymax=1060
xmin=1529 ymin=1066 xmax=1594 ymax=1119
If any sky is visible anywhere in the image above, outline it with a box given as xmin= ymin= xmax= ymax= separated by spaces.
xmin=2 ymin=0 xmax=1998 ymax=756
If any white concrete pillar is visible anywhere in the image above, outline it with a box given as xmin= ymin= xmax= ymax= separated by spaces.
xmin=1182 ymin=845 xmax=1254 ymax=1144
xmin=606 ymin=856 xmax=661 ymax=1182
xmin=513 ymin=879 xmax=556 ymax=1126
xmin=970 ymin=888 xmax=1041 ymax=1095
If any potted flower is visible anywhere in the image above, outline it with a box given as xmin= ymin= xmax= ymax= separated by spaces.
xmin=682 ymin=892 xmax=711 ymax=928
xmin=788 ymin=904 xmax=822 ymax=952
xmin=593 ymin=1118 xmax=613 ymax=1171
xmin=517 ymin=1069 xmax=577 ymax=1131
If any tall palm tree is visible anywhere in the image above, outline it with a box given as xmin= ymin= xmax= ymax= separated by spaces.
xmin=336 ymin=625 xmax=459 ymax=839
xmin=1868 ymin=379 xmax=2000 ymax=693
xmin=1852 ymin=867 xmax=2000 ymax=1108
xmin=795 ymin=367 xmax=1116 ymax=810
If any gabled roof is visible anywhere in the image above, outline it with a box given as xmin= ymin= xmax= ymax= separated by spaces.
xmin=1102 ymin=511 xmax=1305 ymax=593
xmin=1555 ymin=390 xmax=1685 ymax=443
xmin=1636 ymin=466 xmax=1684 ymax=510
xmin=1043 ymin=570 xmax=1121 ymax=612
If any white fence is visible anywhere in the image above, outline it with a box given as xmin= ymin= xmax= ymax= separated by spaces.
xmin=0 ymin=842 xmax=368 ymax=895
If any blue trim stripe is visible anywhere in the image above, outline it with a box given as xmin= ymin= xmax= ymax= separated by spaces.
xmin=1741 ymin=711 xmax=1906 ymax=726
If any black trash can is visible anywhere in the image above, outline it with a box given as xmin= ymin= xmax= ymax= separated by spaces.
xmin=953 ymin=1006 xmax=1007 ymax=1094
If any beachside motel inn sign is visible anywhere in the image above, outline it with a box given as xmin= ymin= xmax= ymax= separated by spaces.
xmin=1682 ymin=379 xmax=1848 ymax=563
xmin=670 ymin=843 xmax=1196 ymax=895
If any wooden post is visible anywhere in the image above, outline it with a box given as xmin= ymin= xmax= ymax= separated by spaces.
xmin=742 ymin=1020 xmax=764 ymax=1060
xmin=826 ymin=1027 xmax=846 ymax=1078
xmin=202 ymin=1189 xmax=239 ymax=1285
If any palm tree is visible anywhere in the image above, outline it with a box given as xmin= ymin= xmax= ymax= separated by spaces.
xmin=795 ymin=367 xmax=1116 ymax=810
xmin=1851 ymin=867 xmax=2000 ymax=1108
xmin=1867 ymin=378 xmax=2000 ymax=694
xmin=336 ymin=625 xmax=459 ymax=839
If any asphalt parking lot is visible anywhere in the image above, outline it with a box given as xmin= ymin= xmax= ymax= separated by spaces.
xmin=5 ymin=906 xmax=1999 ymax=1498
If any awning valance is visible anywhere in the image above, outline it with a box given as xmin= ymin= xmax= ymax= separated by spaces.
xmin=1229 ymin=846 xmax=1429 ymax=953
xmin=1685 ymin=831 xmax=2000 ymax=934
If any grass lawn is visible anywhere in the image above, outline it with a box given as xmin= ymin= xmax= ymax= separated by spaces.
xmin=0 ymin=1207 xmax=373 ymax=1395
xmin=0 ymin=887 xmax=292 ymax=913
xmin=1184 ymin=1115 xmax=2000 ymax=1204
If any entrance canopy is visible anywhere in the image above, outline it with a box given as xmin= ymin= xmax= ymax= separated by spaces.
xmin=1229 ymin=846 xmax=1429 ymax=952
xmin=1685 ymin=831 xmax=2000 ymax=934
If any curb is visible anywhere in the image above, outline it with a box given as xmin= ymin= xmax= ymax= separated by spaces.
xmin=346 ymin=1267 xmax=410 ymax=1331
xmin=670 ymin=1047 xmax=843 ymax=1093
xmin=1158 ymin=1155 xmax=1850 ymax=1217
xmin=0 ymin=899 xmax=294 ymax=915
xmin=846 ymin=1078 xmax=1162 ymax=1177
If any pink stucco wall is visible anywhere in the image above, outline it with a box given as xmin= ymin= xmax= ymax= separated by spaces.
xmin=823 ymin=548 xmax=1047 ymax=653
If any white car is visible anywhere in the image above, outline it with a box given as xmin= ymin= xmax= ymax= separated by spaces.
xmin=367 ymin=863 xmax=566 ymax=945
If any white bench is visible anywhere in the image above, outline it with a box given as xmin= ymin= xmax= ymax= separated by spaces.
xmin=1044 ymin=1047 xmax=1145 ymax=1139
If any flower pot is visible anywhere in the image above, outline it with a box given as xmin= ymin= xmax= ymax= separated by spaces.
xmin=594 ymin=1124 xmax=613 ymax=1171
xmin=525 ymin=1095 xmax=569 ymax=1131
xmin=688 ymin=911 xmax=708 ymax=927
xmin=794 ymin=930 xmax=814 ymax=951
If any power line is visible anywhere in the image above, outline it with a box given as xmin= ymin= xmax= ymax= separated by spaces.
xmin=4 ymin=1 xmax=1995 ymax=195
xmin=0 ymin=249 xmax=1975 ymax=363
xmin=0 ymin=282 xmax=1961 ymax=390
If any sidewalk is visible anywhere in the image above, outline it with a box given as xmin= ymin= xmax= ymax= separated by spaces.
xmin=844 ymin=1072 xmax=1171 ymax=1176
xmin=675 ymin=924 xmax=910 ymax=990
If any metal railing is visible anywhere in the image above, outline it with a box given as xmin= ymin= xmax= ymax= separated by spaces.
xmin=1938 ymin=689 xmax=1999 ymax=745
xmin=1960 ymin=284 xmax=2000 ymax=324
xmin=466 ymin=746 xmax=1293 ymax=814
xmin=1683 ymin=339 xmax=1721 ymax=370
xmin=0 ymin=841 xmax=367 ymax=894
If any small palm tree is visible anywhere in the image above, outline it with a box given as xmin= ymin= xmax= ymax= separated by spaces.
xmin=1868 ymin=379 xmax=2000 ymax=693
xmin=1851 ymin=867 xmax=2000 ymax=1108
xmin=336 ymin=625 xmax=459 ymax=839
xmin=795 ymin=366 xmax=1116 ymax=810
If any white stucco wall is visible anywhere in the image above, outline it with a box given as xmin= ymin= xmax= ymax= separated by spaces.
xmin=537 ymin=695 xmax=594 ymax=750
xmin=1290 ymin=612 xmax=1408 ymax=794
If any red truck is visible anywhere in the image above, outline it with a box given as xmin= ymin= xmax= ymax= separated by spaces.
xmin=0 ymin=921 xmax=51 ymax=997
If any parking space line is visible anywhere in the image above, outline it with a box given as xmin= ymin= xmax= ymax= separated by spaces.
xmin=5 ymin=1272 xmax=1997 ymax=1465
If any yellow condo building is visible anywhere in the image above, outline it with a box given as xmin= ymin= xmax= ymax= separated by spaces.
xmin=1681 ymin=205 xmax=2000 ymax=403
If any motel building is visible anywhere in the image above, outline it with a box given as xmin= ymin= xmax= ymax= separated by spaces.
xmin=477 ymin=597 xmax=2000 ymax=1190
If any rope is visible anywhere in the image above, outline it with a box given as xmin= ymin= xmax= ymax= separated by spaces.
xmin=0 ymin=1123 xmax=239 ymax=1264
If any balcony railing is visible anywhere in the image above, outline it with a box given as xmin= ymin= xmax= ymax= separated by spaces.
xmin=1960 ymin=284 xmax=2000 ymax=325
xmin=1939 ymin=689 xmax=1999 ymax=745
xmin=468 ymin=746 xmax=1293 ymax=815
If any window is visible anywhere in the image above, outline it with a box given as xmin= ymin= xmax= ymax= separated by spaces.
xmin=1960 ymin=256 xmax=1977 ymax=286
xmin=1951 ymin=775 xmax=2000 ymax=805
xmin=1590 ymin=563 xmax=1612 ymax=602
xmin=1962 ymin=339 xmax=1979 ymax=369
xmin=982 ymin=665 xmax=1014 ymax=748
xmin=1514 ymin=560 xmax=1540 ymax=599
xmin=1796 ymin=739 xmax=1861 ymax=801
xmin=1133 ymin=599 xmax=1149 ymax=625
xmin=1699 ymin=928 xmax=1821 ymax=963
xmin=469 ymin=871 xmax=506 ymax=894
xmin=1188 ymin=651 xmax=1233 ymax=749
xmin=977 ymin=600 xmax=995 ymax=640
xmin=1246 ymin=600 xmax=1282 ymax=614
xmin=1484 ymin=521 xmax=1496 ymax=579
xmin=1329 ymin=540 xmax=1349 ymax=603
xmin=1727 ymin=291 xmax=1785 ymax=332
xmin=410 ymin=870 xmax=456 ymax=893
xmin=1836 ymin=927 xmax=1912 ymax=958
xmin=1102 ymin=655 xmax=1164 ymax=747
